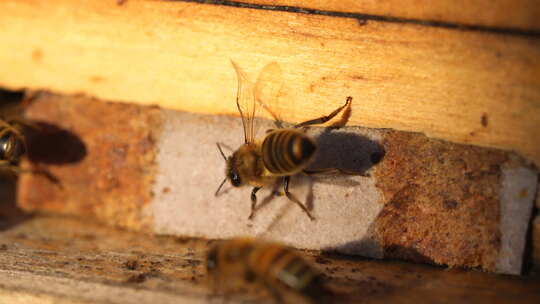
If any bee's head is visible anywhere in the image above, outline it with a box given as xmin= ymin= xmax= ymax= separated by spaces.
xmin=0 ymin=131 xmax=24 ymax=162
xmin=215 ymin=143 xmax=242 ymax=196
xmin=226 ymin=155 xmax=242 ymax=187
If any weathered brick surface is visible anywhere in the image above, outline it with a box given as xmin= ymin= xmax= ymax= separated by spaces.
xmin=17 ymin=93 xmax=538 ymax=274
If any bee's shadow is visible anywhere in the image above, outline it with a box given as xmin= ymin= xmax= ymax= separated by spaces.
xmin=253 ymin=127 xmax=385 ymax=221
xmin=304 ymin=127 xmax=384 ymax=210
xmin=24 ymin=121 xmax=87 ymax=164
xmin=309 ymin=128 xmax=384 ymax=175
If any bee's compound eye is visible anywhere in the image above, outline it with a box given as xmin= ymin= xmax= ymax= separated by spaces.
xmin=0 ymin=132 xmax=23 ymax=161
xmin=229 ymin=171 xmax=241 ymax=187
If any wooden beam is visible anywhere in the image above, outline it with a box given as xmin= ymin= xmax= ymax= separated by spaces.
xmin=0 ymin=0 xmax=539 ymax=165
xmin=0 ymin=215 xmax=539 ymax=303
xmin=228 ymin=0 xmax=540 ymax=32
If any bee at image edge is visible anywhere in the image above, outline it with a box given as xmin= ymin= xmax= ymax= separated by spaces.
xmin=215 ymin=60 xmax=353 ymax=221
xmin=0 ymin=119 xmax=27 ymax=172
xmin=206 ymin=238 xmax=332 ymax=304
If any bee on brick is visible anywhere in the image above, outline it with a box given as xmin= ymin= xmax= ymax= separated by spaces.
xmin=215 ymin=60 xmax=352 ymax=221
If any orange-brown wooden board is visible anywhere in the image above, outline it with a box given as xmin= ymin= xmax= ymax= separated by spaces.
xmin=231 ymin=0 xmax=540 ymax=32
xmin=0 ymin=215 xmax=539 ymax=303
xmin=0 ymin=0 xmax=538 ymax=165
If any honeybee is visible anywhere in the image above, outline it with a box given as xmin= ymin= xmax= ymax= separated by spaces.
xmin=215 ymin=60 xmax=352 ymax=221
xmin=0 ymin=118 xmax=60 ymax=184
xmin=0 ymin=119 xmax=27 ymax=172
xmin=206 ymin=238 xmax=330 ymax=303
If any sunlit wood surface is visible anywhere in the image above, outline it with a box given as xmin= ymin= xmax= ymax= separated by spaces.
xmin=0 ymin=0 xmax=538 ymax=165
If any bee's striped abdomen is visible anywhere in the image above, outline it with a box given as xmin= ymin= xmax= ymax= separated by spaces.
xmin=262 ymin=130 xmax=316 ymax=175
xmin=250 ymin=244 xmax=320 ymax=291
xmin=208 ymin=239 xmax=329 ymax=303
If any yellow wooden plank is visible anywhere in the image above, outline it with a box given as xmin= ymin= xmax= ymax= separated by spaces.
xmin=0 ymin=290 xmax=86 ymax=304
xmin=234 ymin=0 xmax=540 ymax=31
xmin=0 ymin=0 xmax=538 ymax=165
xmin=0 ymin=215 xmax=539 ymax=303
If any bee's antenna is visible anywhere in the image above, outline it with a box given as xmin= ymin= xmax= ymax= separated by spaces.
xmin=216 ymin=143 xmax=227 ymax=161
xmin=215 ymin=178 xmax=227 ymax=196
xmin=215 ymin=143 xmax=228 ymax=196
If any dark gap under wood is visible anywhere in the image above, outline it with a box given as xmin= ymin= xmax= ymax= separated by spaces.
xmin=168 ymin=0 xmax=540 ymax=37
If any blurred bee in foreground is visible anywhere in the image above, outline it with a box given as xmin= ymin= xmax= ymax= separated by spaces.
xmin=215 ymin=60 xmax=353 ymax=221
xmin=0 ymin=119 xmax=27 ymax=173
xmin=207 ymin=238 xmax=331 ymax=304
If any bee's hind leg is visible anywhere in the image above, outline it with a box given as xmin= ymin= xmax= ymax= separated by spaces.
xmin=0 ymin=162 xmax=62 ymax=186
xmin=0 ymin=120 xmax=20 ymax=135
xmin=303 ymin=167 xmax=370 ymax=177
xmin=248 ymin=187 xmax=262 ymax=220
xmin=293 ymin=96 xmax=352 ymax=129
xmin=0 ymin=161 xmax=28 ymax=176
xmin=283 ymin=177 xmax=315 ymax=221
xmin=0 ymin=160 xmax=15 ymax=171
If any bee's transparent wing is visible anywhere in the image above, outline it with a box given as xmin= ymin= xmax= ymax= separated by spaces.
xmin=254 ymin=62 xmax=284 ymax=128
xmin=230 ymin=60 xmax=257 ymax=144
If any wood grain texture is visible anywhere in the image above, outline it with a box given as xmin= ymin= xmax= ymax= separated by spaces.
xmin=233 ymin=0 xmax=540 ymax=31
xmin=0 ymin=289 xmax=88 ymax=304
xmin=534 ymin=216 xmax=540 ymax=270
xmin=0 ymin=0 xmax=539 ymax=165
xmin=0 ymin=215 xmax=539 ymax=303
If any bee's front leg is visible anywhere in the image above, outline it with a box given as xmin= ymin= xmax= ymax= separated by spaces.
xmin=248 ymin=187 xmax=262 ymax=220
